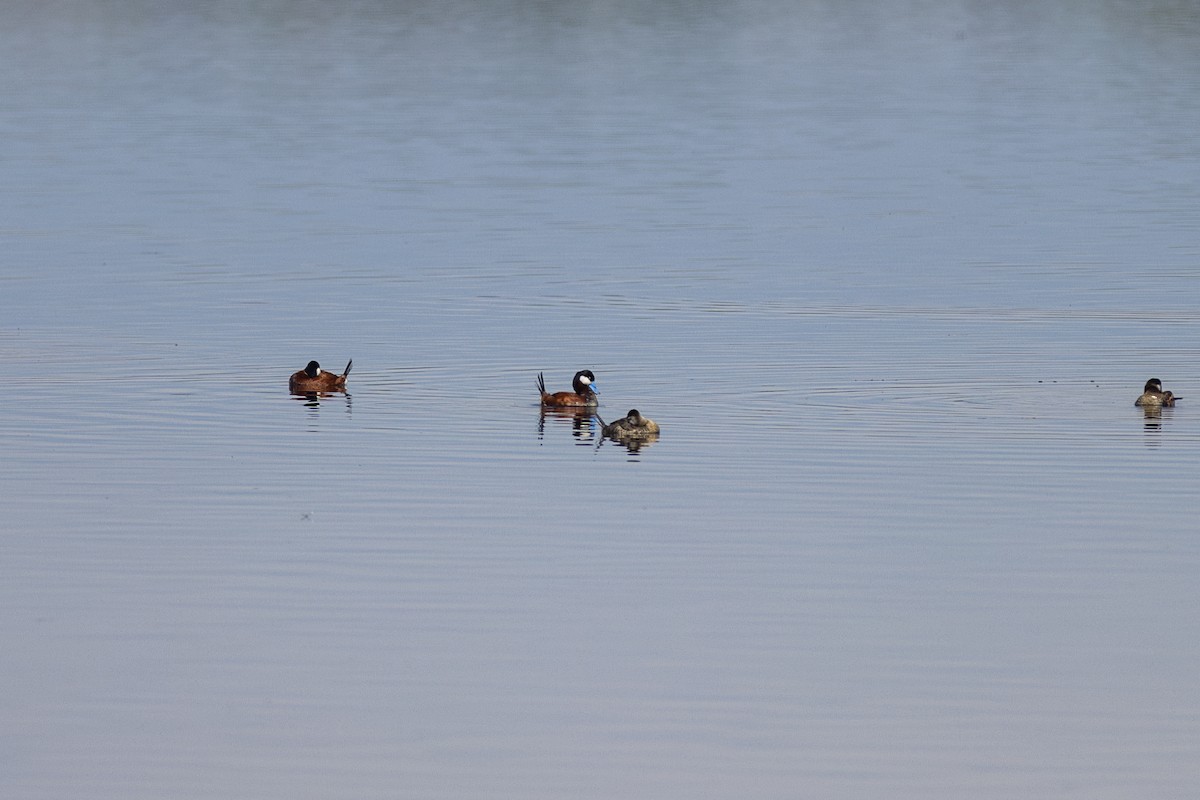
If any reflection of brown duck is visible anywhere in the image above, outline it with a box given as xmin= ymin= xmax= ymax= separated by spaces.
xmin=538 ymin=405 xmax=597 ymax=441
xmin=289 ymin=360 xmax=352 ymax=393
xmin=600 ymin=409 xmax=660 ymax=439
xmin=1135 ymin=378 xmax=1178 ymax=408
xmin=537 ymin=370 xmax=598 ymax=407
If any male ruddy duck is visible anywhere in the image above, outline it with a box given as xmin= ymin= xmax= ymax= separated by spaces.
xmin=600 ymin=409 xmax=659 ymax=438
xmin=537 ymin=370 xmax=598 ymax=407
xmin=289 ymin=359 xmax=352 ymax=393
xmin=1135 ymin=378 xmax=1178 ymax=408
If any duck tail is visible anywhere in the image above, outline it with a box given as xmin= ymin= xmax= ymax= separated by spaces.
xmin=343 ymin=359 xmax=353 ymax=377
xmin=536 ymin=371 xmax=546 ymax=397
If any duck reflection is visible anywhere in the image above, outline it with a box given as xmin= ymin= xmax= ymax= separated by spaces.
xmin=1140 ymin=403 xmax=1172 ymax=436
xmin=291 ymin=390 xmax=352 ymax=413
xmin=537 ymin=406 xmax=598 ymax=444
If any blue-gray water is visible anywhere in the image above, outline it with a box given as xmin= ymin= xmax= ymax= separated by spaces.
xmin=3 ymin=2 xmax=1200 ymax=798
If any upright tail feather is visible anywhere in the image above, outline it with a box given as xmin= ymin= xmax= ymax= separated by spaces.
xmin=343 ymin=359 xmax=353 ymax=377
xmin=536 ymin=372 xmax=546 ymax=397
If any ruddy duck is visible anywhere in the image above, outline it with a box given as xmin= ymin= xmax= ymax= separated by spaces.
xmin=1135 ymin=378 xmax=1178 ymax=408
xmin=289 ymin=359 xmax=352 ymax=393
xmin=537 ymin=370 xmax=598 ymax=407
xmin=600 ymin=409 xmax=659 ymax=438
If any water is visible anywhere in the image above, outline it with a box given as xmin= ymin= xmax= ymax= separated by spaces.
xmin=3 ymin=2 xmax=1200 ymax=798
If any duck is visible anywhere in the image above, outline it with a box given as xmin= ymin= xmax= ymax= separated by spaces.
xmin=1135 ymin=378 xmax=1178 ymax=408
xmin=600 ymin=409 xmax=659 ymax=438
xmin=537 ymin=370 xmax=598 ymax=407
xmin=289 ymin=359 xmax=352 ymax=393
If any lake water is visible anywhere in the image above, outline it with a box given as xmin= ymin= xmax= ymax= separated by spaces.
xmin=3 ymin=2 xmax=1200 ymax=798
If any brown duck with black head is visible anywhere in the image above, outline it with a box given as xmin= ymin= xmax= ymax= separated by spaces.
xmin=289 ymin=359 xmax=352 ymax=393
xmin=537 ymin=369 xmax=598 ymax=408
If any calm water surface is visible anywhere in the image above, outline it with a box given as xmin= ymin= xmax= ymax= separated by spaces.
xmin=3 ymin=2 xmax=1200 ymax=798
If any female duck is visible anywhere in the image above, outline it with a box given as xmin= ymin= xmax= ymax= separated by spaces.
xmin=601 ymin=409 xmax=659 ymax=438
xmin=290 ymin=359 xmax=352 ymax=393
xmin=1135 ymin=378 xmax=1178 ymax=408
xmin=537 ymin=370 xmax=598 ymax=407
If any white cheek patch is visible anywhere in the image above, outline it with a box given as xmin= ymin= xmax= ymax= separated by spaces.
xmin=580 ymin=375 xmax=591 ymax=385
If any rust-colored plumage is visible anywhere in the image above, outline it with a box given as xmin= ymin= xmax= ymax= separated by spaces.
xmin=537 ymin=369 xmax=598 ymax=407
xmin=290 ymin=359 xmax=352 ymax=393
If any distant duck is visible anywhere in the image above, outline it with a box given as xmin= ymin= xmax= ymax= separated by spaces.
xmin=537 ymin=370 xmax=598 ymax=407
xmin=289 ymin=359 xmax=352 ymax=393
xmin=600 ymin=409 xmax=659 ymax=439
xmin=1135 ymin=378 xmax=1178 ymax=408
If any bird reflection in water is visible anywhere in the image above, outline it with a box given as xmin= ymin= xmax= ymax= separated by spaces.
xmin=291 ymin=390 xmax=352 ymax=414
xmin=537 ymin=406 xmax=598 ymax=445
xmin=1140 ymin=403 xmax=1172 ymax=436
